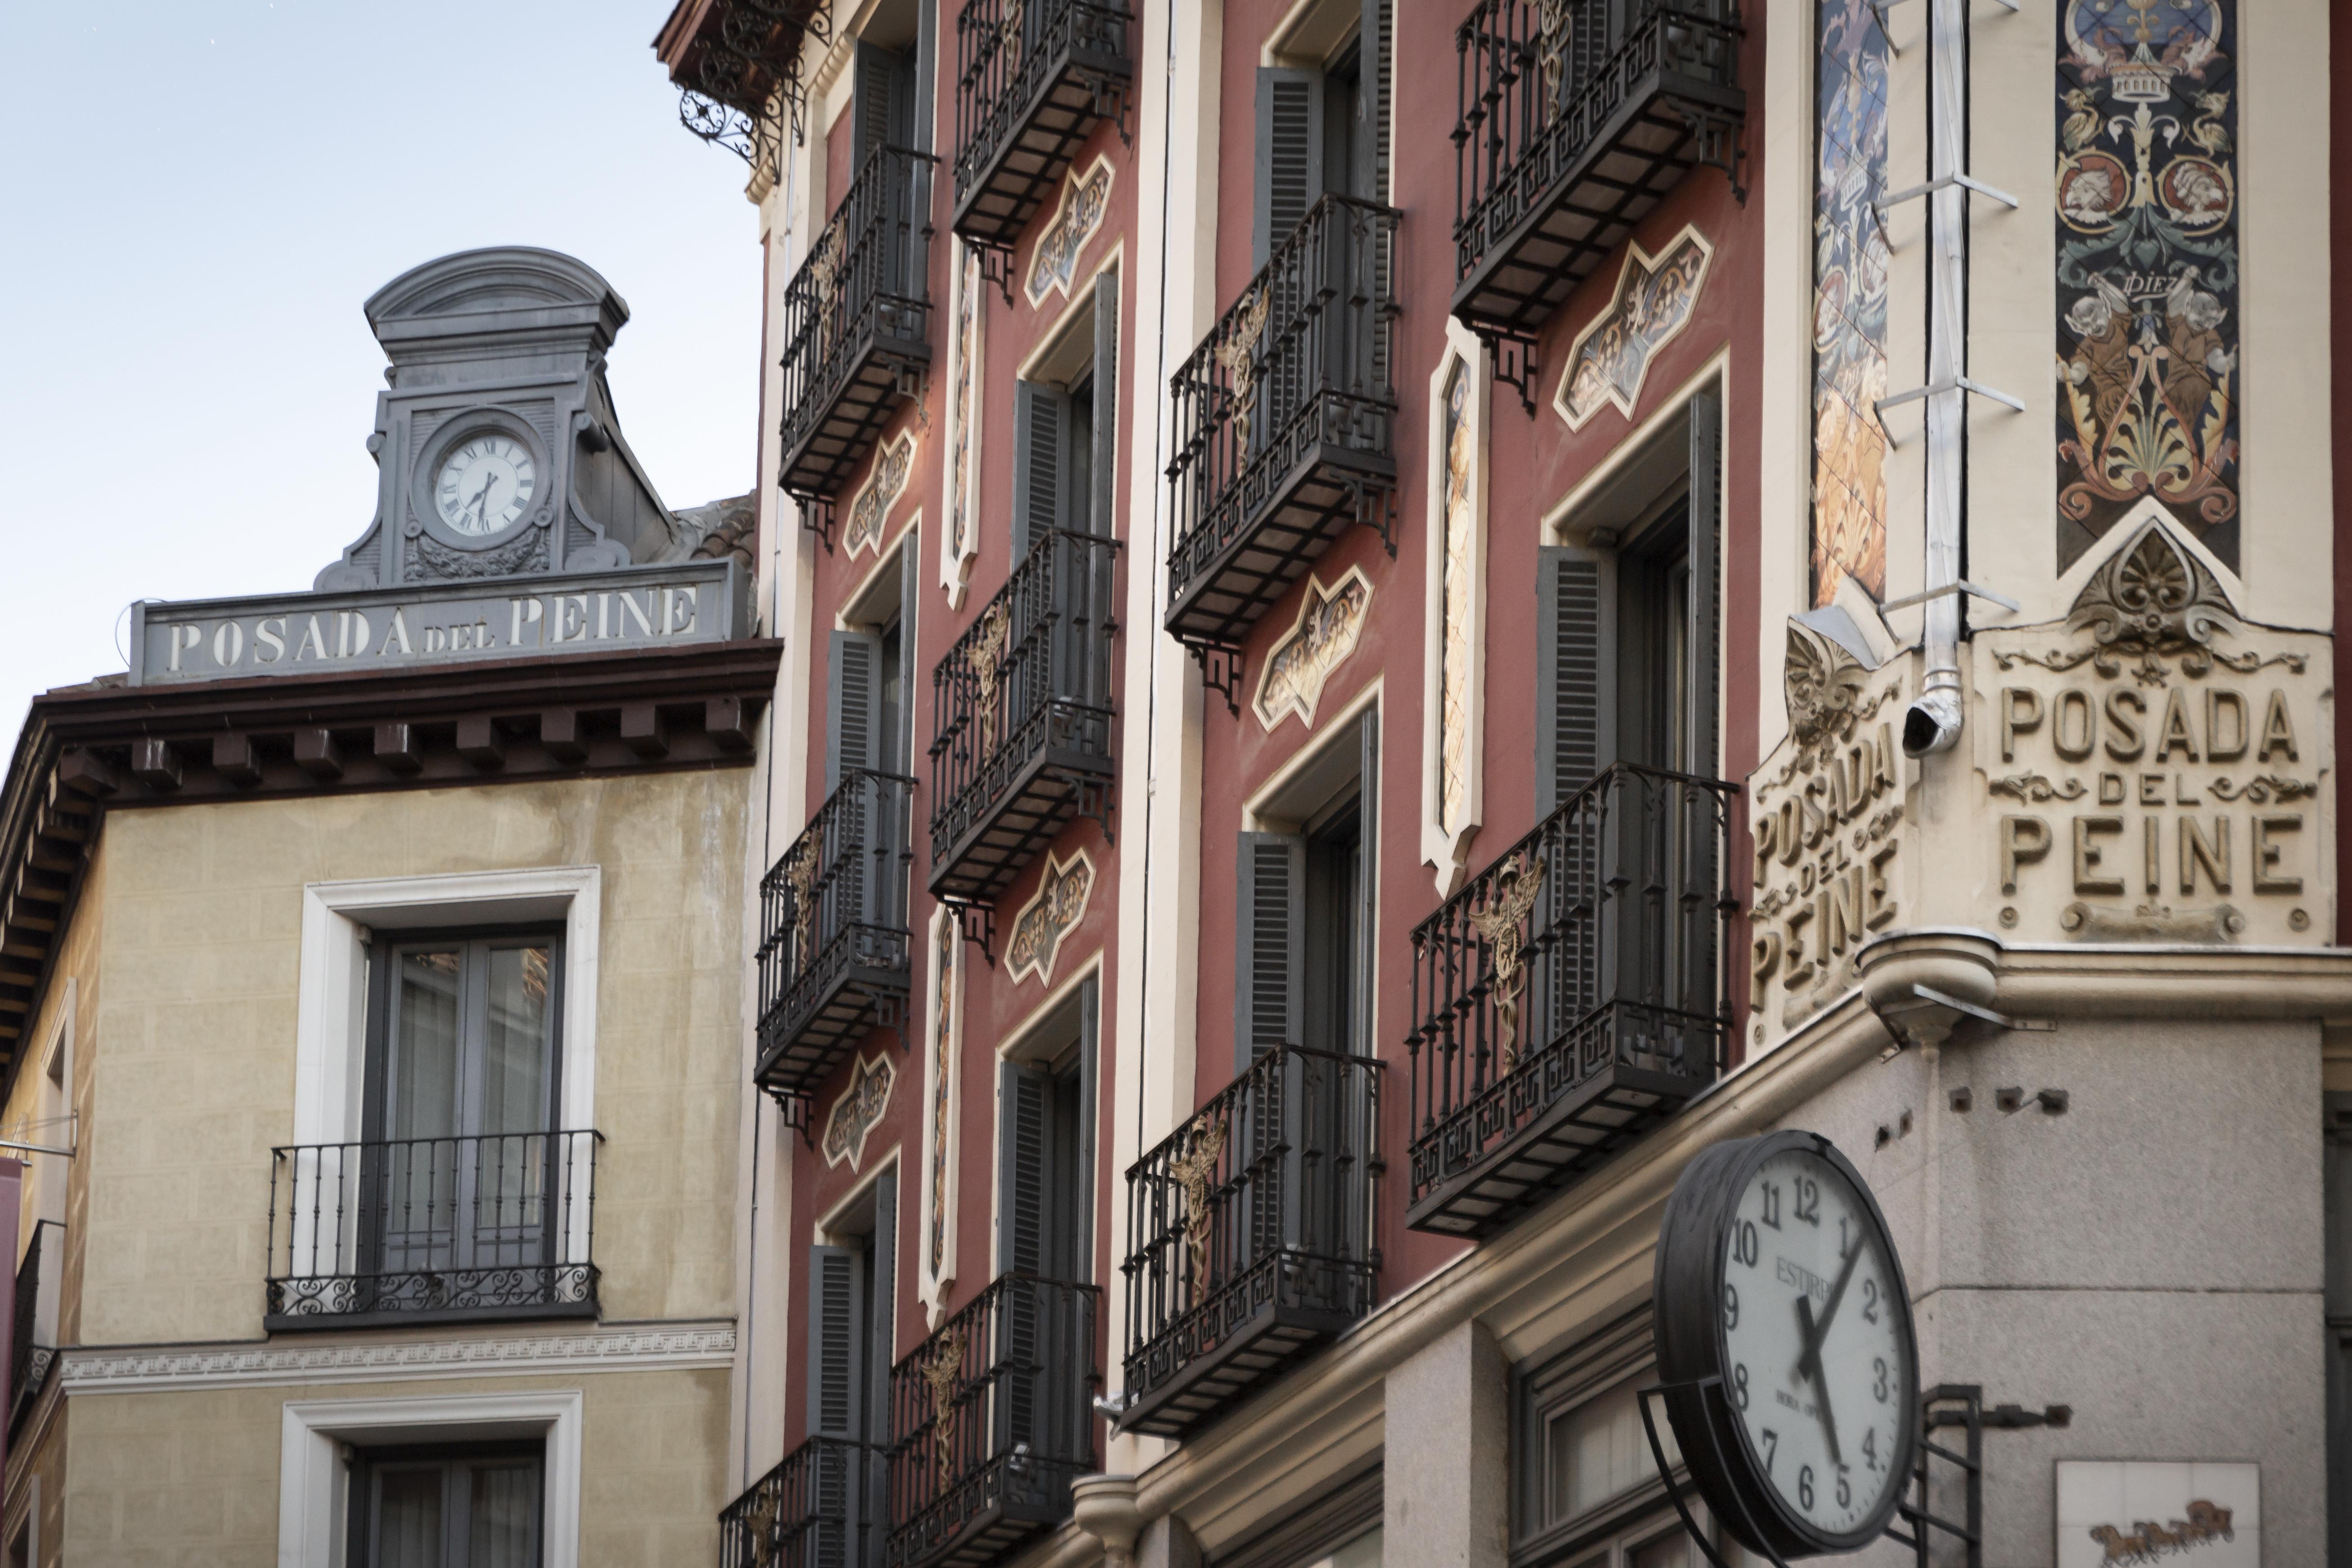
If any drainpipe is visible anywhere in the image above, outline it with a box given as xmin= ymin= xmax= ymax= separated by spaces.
xmin=1902 ymin=0 xmax=1968 ymax=758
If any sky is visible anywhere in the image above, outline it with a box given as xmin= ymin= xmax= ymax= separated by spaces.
xmin=0 ymin=0 xmax=763 ymax=758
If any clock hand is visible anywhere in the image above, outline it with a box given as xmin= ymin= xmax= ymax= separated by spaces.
xmin=1794 ymin=1295 xmax=1846 ymax=1469
xmin=1795 ymin=1226 xmax=1869 ymax=1389
xmin=466 ymin=473 xmax=498 ymax=525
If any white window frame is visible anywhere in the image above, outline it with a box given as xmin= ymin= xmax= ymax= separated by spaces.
xmin=289 ymin=867 xmax=601 ymax=1278
xmin=278 ymin=1389 xmax=583 ymax=1568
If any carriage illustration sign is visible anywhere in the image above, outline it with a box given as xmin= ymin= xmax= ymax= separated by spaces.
xmin=2055 ymin=1460 xmax=2258 ymax=1567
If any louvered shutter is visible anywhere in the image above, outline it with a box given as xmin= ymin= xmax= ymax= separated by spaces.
xmin=1012 ymin=381 xmax=1071 ymax=562
xmin=1254 ymin=68 xmax=1326 ymax=266
xmin=808 ymin=1244 xmax=865 ymax=1438
xmin=1536 ymin=547 xmax=1619 ymax=817
xmin=853 ymin=42 xmax=913 ymax=167
xmin=1359 ymin=0 xmax=1392 ymax=203
xmin=1354 ymin=714 xmax=1380 ymax=1057
xmin=1684 ymin=392 xmax=1721 ymax=780
xmin=1234 ymin=833 xmax=1306 ymax=1073
xmin=862 ymin=1172 xmax=896 ymax=1543
xmin=827 ymin=630 xmax=883 ymax=794
xmin=997 ymin=1062 xmax=1058 ymax=1454
xmin=1089 ymin=272 xmax=1120 ymax=538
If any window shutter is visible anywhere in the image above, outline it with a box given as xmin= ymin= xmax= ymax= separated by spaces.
xmin=1254 ymin=68 xmax=1326 ymax=266
xmin=854 ymin=42 xmax=912 ymax=167
xmin=1684 ymin=391 xmax=1721 ymax=780
xmin=807 ymin=1243 xmax=865 ymax=1439
xmin=827 ymin=630 xmax=883 ymax=794
xmin=1359 ymin=0 xmax=1392 ymax=204
xmin=1354 ymin=714 xmax=1380 ymax=1057
xmin=862 ymin=1172 xmax=896 ymax=1542
xmin=1012 ymin=381 xmax=1071 ymax=562
xmin=996 ymin=1062 xmax=1058 ymax=1452
xmin=1234 ymin=833 xmax=1307 ymax=1073
xmin=1536 ymin=547 xmax=1619 ymax=817
xmin=1090 ymin=272 xmax=1120 ymax=538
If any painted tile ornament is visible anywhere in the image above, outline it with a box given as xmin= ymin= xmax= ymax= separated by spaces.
xmin=844 ymin=430 xmax=915 ymax=558
xmin=944 ymin=243 xmax=983 ymax=607
xmin=2054 ymin=1460 xmax=2257 ymax=1567
xmin=1553 ymin=227 xmax=1713 ymax=431
xmin=919 ymin=905 xmax=962 ymax=1323
xmin=1440 ymin=361 xmax=1477 ymax=838
xmin=1254 ymin=568 xmax=1373 ymax=732
xmin=1005 ymin=849 xmax=1095 ymax=986
xmin=1025 ymin=156 xmax=1113 ymax=308
xmin=821 ymin=1051 xmax=896 ymax=1170
xmin=1810 ymin=0 xmax=1892 ymax=609
xmin=2055 ymin=0 xmax=2238 ymax=573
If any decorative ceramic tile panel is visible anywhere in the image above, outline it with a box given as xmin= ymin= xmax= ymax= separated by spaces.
xmin=1810 ymin=0 xmax=1892 ymax=608
xmin=1025 ymin=156 xmax=1114 ymax=308
xmin=1255 ymin=568 xmax=1373 ymax=732
xmin=1440 ymin=362 xmax=1477 ymax=837
xmin=821 ymin=1051 xmax=895 ymax=1170
xmin=945 ymin=242 xmax=983 ymax=608
xmin=918 ymin=905 xmax=962 ymax=1324
xmin=1005 ymin=848 xmax=1095 ymax=986
xmin=1553 ymin=227 xmax=1714 ymax=431
xmin=2055 ymin=1460 xmax=2258 ymax=1568
xmin=2056 ymin=0 xmax=2238 ymax=573
xmin=844 ymin=430 xmax=916 ymax=558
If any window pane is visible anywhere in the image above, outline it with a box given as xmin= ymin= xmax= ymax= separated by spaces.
xmin=469 ymin=1460 xmax=540 ymax=1568
xmin=1631 ymin=1534 xmax=1691 ymax=1568
xmin=481 ymin=947 xmax=552 ymax=1134
xmin=1545 ymin=1375 xmax=1678 ymax=1523
xmin=373 ymin=1466 xmax=445 ymax=1568
xmin=392 ymin=950 xmax=464 ymax=1140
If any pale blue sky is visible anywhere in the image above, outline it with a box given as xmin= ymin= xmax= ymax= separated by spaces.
xmin=0 ymin=0 xmax=763 ymax=756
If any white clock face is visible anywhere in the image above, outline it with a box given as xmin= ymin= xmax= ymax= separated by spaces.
xmin=435 ymin=435 xmax=536 ymax=538
xmin=1718 ymin=1147 xmax=1912 ymax=1539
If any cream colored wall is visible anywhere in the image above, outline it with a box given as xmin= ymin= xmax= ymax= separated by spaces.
xmin=59 ymin=1367 xmax=727 ymax=1567
xmin=78 ymin=772 xmax=748 ymax=1346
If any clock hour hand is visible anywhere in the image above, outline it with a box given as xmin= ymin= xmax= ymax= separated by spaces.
xmin=466 ymin=473 xmax=498 ymax=525
xmin=1794 ymin=1295 xmax=1845 ymax=1469
xmin=1795 ymin=1228 xmax=1868 ymax=1390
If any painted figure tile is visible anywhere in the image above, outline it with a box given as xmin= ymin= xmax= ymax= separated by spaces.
xmin=1026 ymin=156 xmax=1114 ymax=309
xmin=1810 ymin=0 xmax=1892 ymax=608
xmin=1440 ymin=362 xmax=1477 ymax=837
xmin=2055 ymin=0 xmax=2238 ymax=572
xmin=1553 ymin=227 xmax=1714 ymax=432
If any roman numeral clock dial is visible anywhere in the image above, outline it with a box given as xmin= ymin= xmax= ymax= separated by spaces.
xmin=1654 ymin=1132 xmax=1920 ymax=1560
xmin=434 ymin=434 xmax=537 ymax=538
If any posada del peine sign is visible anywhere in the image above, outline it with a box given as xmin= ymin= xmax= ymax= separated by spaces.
xmin=129 ymin=560 xmax=750 ymax=685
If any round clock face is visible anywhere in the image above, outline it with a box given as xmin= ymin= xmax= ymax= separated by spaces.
xmin=434 ymin=434 xmax=536 ymax=538
xmin=1717 ymin=1144 xmax=1915 ymax=1542
xmin=1654 ymin=1131 xmax=1919 ymax=1559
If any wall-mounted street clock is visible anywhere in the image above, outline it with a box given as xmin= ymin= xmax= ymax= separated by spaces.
xmin=1653 ymin=1131 xmax=1919 ymax=1560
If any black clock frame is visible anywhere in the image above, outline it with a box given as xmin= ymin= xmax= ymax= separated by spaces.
xmin=1651 ymin=1129 xmax=1920 ymax=1561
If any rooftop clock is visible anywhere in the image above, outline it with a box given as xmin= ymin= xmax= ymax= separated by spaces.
xmin=1653 ymin=1130 xmax=1920 ymax=1560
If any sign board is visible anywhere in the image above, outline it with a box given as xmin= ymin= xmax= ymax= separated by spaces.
xmin=128 ymin=560 xmax=750 ymax=685
xmin=2055 ymin=1460 xmax=2258 ymax=1566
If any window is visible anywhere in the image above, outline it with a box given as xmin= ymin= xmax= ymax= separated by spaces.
xmin=807 ymin=1172 xmax=898 ymax=1567
xmin=997 ymin=979 xmax=1098 ymax=1284
xmin=349 ymin=1443 xmax=544 ymax=1568
xmin=1514 ymin=1309 xmax=1709 ymax=1568
xmin=1014 ymin=272 xmax=1121 ymax=561
xmin=1237 ymin=713 xmax=1380 ymax=1071
xmin=832 ymin=539 xmax=922 ymax=783
xmin=1253 ymin=0 xmax=1392 ymax=263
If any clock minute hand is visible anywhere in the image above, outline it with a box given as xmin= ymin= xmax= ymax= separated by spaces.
xmin=1794 ymin=1295 xmax=1846 ymax=1469
xmin=466 ymin=473 xmax=497 ymax=524
xmin=1795 ymin=1227 xmax=1868 ymax=1389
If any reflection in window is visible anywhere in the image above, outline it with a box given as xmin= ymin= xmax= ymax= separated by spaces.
xmin=1545 ymin=1375 xmax=1680 ymax=1525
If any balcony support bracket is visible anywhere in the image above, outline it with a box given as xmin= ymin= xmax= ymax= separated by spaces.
xmin=795 ymin=491 xmax=837 ymax=553
xmin=1671 ymin=99 xmax=1749 ymax=206
xmin=765 ymin=1086 xmax=816 ymax=1148
xmin=972 ymin=239 xmax=1018 ymax=308
xmin=1188 ymin=644 xmax=1245 ymax=717
xmin=861 ymin=984 xmax=912 ymax=1052
xmin=945 ymin=898 xmax=997 ymax=966
xmin=1348 ymin=476 xmax=1398 ymax=560
xmin=1476 ymin=327 xmax=1542 ymax=418
xmin=1079 ymin=67 xmax=1134 ymax=148
xmin=1062 ymin=768 xmax=1116 ymax=847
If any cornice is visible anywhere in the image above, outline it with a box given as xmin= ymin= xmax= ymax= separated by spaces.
xmin=58 ymin=1319 xmax=737 ymax=1394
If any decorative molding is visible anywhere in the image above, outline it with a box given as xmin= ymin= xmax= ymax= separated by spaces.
xmin=944 ymin=243 xmax=985 ymax=609
xmin=1005 ymin=849 xmax=1096 ymax=987
xmin=822 ymin=1051 xmax=897 ymax=1170
xmin=1421 ymin=318 xmax=1490 ymax=896
xmin=1025 ymin=156 xmax=1114 ymax=308
xmin=845 ymin=431 xmax=917 ymax=559
xmin=63 ymin=1320 xmax=736 ymax=1394
xmin=1553 ymin=225 xmax=1714 ymax=431
xmin=1254 ymin=569 xmax=1373 ymax=732
xmin=918 ymin=907 xmax=963 ymax=1329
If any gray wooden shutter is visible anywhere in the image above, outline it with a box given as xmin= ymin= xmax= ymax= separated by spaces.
xmin=807 ymin=1243 xmax=865 ymax=1439
xmin=1359 ymin=0 xmax=1392 ymax=204
xmin=1254 ymin=68 xmax=1326 ymax=266
xmin=1685 ymin=391 xmax=1721 ymax=780
xmin=863 ymin=1172 xmax=896 ymax=1543
xmin=827 ymin=630 xmax=883 ymax=794
xmin=1536 ymin=547 xmax=1619 ymax=817
xmin=1235 ymin=832 xmax=1307 ymax=1073
xmin=1075 ymin=980 xmax=1099 ymax=1275
xmin=996 ymin=1062 xmax=1057 ymax=1452
xmin=1090 ymin=272 xmax=1120 ymax=538
xmin=1012 ymin=381 xmax=1071 ymax=562
xmin=1354 ymin=713 xmax=1380 ymax=1057
xmin=854 ymin=42 xmax=912 ymax=166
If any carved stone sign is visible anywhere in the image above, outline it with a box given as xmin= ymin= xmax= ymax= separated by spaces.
xmin=130 ymin=560 xmax=749 ymax=685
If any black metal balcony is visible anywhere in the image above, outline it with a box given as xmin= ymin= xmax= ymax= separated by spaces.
xmin=1407 ymin=764 xmax=1735 ymax=1239
xmin=952 ymin=0 xmax=1133 ymax=256
xmin=1118 ymin=1046 xmax=1381 ymax=1440
xmin=720 ymin=1435 xmax=874 ymax=1568
xmin=780 ymin=143 xmax=935 ymax=508
xmin=757 ymin=769 xmax=916 ymax=1102
xmin=1451 ymin=0 xmax=1743 ymax=353
xmin=885 ymin=1273 xmax=1100 ymax=1568
xmin=1165 ymin=195 xmax=1398 ymax=694
xmin=928 ymin=529 xmax=1119 ymax=911
xmin=8 ymin=1219 xmax=59 ymax=1439
xmin=265 ymin=1131 xmax=602 ymax=1330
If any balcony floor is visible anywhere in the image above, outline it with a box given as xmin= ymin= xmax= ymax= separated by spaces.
xmin=782 ymin=321 xmax=931 ymax=502
xmin=1119 ymin=1293 xmax=1357 ymax=1440
xmin=1165 ymin=439 xmax=1394 ymax=658
xmin=928 ymin=733 xmax=1112 ymax=907
xmin=1407 ymin=1057 xmax=1710 ymax=1239
xmin=756 ymin=945 xmax=909 ymax=1098
xmin=954 ymin=43 xmax=1131 ymax=252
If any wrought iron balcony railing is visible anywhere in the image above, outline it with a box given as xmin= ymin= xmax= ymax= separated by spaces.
xmin=1165 ymin=194 xmax=1398 ymax=698
xmin=1407 ymin=764 xmax=1735 ymax=1239
xmin=1118 ymin=1045 xmax=1381 ymax=1439
xmin=265 ymin=1131 xmax=602 ymax=1330
xmin=927 ymin=528 xmax=1119 ymax=910
xmin=780 ymin=143 xmax=936 ymax=510
xmin=757 ymin=769 xmax=916 ymax=1102
xmin=1451 ymin=0 xmax=1743 ymax=364
xmin=952 ymin=0 xmax=1133 ymax=257
xmin=720 ymin=1435 xmax=874 ymax=1568
xmin=8 ymin=1219 xmax=59 ymax=1439
xmin=885 ymin=1273 xmax=1100 ymax=1568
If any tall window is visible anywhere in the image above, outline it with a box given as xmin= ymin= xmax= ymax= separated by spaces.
xmin=1014 ymin=271 xmax=1120 ymax=560
xmin=1514 ymin=1309 xmax=1707 ymax=1568
xmin=997 ymin=980 xmax=1098 ymax=1283
xmin=363 ymin=933 xmax=563 ymax=1295
xmin=349 ymin=1443 xmax=543 ymax=1568
xmin=1252 ymin=0 xmax=1391 ymax=262
xmin=807 ymin=1171 xmax=898 ymax=1567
